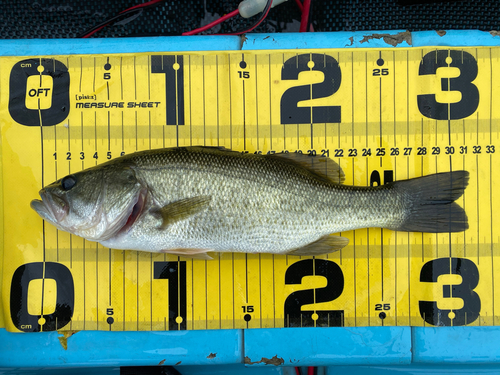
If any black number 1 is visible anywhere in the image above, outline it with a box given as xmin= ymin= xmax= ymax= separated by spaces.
xmin=151 ymin=55 xmax=184 ymax=126
xmin=154 ymin=261 xmax=187 ymax=330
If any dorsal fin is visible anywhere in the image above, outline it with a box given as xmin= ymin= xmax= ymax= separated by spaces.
xmin=267 ymin=152 xmax=345 ymax=184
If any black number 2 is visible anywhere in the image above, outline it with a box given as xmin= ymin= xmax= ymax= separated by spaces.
xmin=281 ymin=54 xmax=341 ymax=124
xmin=284 ymin=259 xmax=344 ymax=327
xmin=417 ymin=50 xmax=479 ymax=120
xmin=419 ymin=257 xmax=481 ymax=326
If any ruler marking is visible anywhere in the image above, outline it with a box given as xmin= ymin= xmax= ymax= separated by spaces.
xmin=272 ymin=254 xmax=275 ymax=327
xmin=245 ymin=253 xmax=249 ymax=304
xmin=259 ymin=254 xmax=262 ymax=328
xmin=109 ymin=248 xmax=112 ymax=305
xmin=491 ymin=153 xmax=495 ymax=322
xmin=148 ymin=55 xmax=151 ymax=101
xmin=256 ymin=54 xmax=259 ymax=150
xmin=134 ymin=56 xmax=137 ymax=100
xmin=447 ymin=51 xmax=452 ymax=258
xmin=229 ymin=56 xmax=233 ymax=149
xmin=150 ymin=254 xmax=153 ymax=331
xmin=203 ymin=55 xmax=206 ymax=146
xmin=490 ymin=48 xmax=493 ymax=144
xmin=79 ymin=57 xmax=83 ymax=92
xmin=231 ymin=253 xmax=235 ymax=329
xmin=174 ymin=56 xmax=179 ymax=145
xmin=123 ymin=250 xmax=125 ymax=330
xmin=393 ymin=50 xmax=397 ymax=325
xmin=217 ymin=55 xmax=220 ymax=145
xmin=108 ymin=111 xmax=111 ymax=151
xmin=477 ymin=140 xmax=480 ymax=266
xmin=96 ymin=243 xmax=99 ymax=329
xmin=120 ymin=57 xmax=123 ymax=100
xmin=219 ymin=254 xmax=221 ymax=329
xmin=313 ymin=257 xmax=316 ymax=328
xmin=38 ymin=64 xmax=47 ymax=329
xmin=269 ymin=54 xmax=272 ymax=149
xmin=191 ymin=259 xmax=194 ymax=329
xmin=364 ymin=51 xmax=368 ymax=145
xmin=379 ymin=51 xmax=384 ymax=300
xmin=83 ymin=240 xmax=86 ymax=330
xmin=121 ymin=111 xmax=124 ymax=151
xmin=136 ymin=252 xmax=139 ymax=331
xmin=188 ymin=55 xmax=192 ymax=146
xmin=242 ymin=55 xmax=246 ymax=150
xmin=205 ymin=259 xmax=208 ymax=330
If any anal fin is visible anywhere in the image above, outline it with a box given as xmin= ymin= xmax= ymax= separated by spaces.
xmin=160 ymin=248 xmax=214 ymax=260
xmin=287 ymin=235 xmax=349 ymax=256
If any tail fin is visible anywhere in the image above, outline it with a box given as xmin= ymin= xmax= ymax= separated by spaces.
xmin=389 ymin=170 xmax=469 ymax=233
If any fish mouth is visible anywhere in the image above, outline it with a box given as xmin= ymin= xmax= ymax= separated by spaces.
xmin=30 ymin=190 xmax=69 ymax=223
xmin=118 ymin=187 xmax=148 ymax=234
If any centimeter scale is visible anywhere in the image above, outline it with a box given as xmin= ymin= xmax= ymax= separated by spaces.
xmin=1 ymin=47 xmax=498 ymax=333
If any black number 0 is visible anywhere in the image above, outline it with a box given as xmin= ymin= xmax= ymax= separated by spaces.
xmin=8 ymin=59 xmax=70 ymax=126
xmin=10 ymin=262 xmax=74 ymax=332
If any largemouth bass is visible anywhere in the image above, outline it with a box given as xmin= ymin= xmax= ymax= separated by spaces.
xmin=31 ymin=147 xmax=469 ymax=259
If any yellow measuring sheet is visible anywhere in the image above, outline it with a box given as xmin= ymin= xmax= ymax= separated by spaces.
xmin=1 ymin=47 xmax=499 ymax=332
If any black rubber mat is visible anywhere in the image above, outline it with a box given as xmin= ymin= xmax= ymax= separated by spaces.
xmin=0 ymin=0 xmax=498 ymax=39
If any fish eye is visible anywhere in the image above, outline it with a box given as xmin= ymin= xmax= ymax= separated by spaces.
xmin=61 ymin=175 xmax=77 ymax=191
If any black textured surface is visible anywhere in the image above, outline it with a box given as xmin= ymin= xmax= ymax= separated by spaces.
xmin=0 ymin=0 xmax=498 ymax=39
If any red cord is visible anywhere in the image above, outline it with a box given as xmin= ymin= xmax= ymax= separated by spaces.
xmin=307 ymin=367 xmax=315 ymax=375
xmin=224 ymin=3 xmax=272 ymax=35
xmin=295 ymin=367 xmax=301 ymax=375
xmin=299 ymin=0 xmax=311 ymax=32
xmin=123 ymin=0 xmax=163 ymax=12
xmin=295 ymin=0 xmax=303 ymax=11
xmin=82 ymin=25 xmax=107 ymax=38
xmin=81 ymin=0 xmax=164 ymax=38
xmin=182 ymin=9 xmax=239 ymax=35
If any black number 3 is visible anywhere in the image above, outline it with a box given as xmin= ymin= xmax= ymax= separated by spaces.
xmin=419 ymin=257 xmax=481 ymax=326
xmin=417 ymin=50 xmax=479 ymax=120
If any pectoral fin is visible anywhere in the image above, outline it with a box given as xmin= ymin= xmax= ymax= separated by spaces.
xmin=157 ymin=196 xmax=211 ymax=229
xmin=160 ymin=248 xmax=214 ymax=260
xmin=287 ymin=235 xmax=349 ymax=256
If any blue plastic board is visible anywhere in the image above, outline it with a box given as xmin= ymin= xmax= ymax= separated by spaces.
xmin=0 ymin=329 xmax=243 ymax=368
xmin=244 ymin=327 xmax=411 ymax=367
xmin=1 ymin=31 xmax=500 ymax=374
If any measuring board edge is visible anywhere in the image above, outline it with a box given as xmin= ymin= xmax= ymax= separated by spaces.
xmin=0 ymin=30 xmax=500 ymax=57
xmin=243 ymin=30 xmax=500 ymax=49
xmin=0 ymin=35 xmax=241 ymax=57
